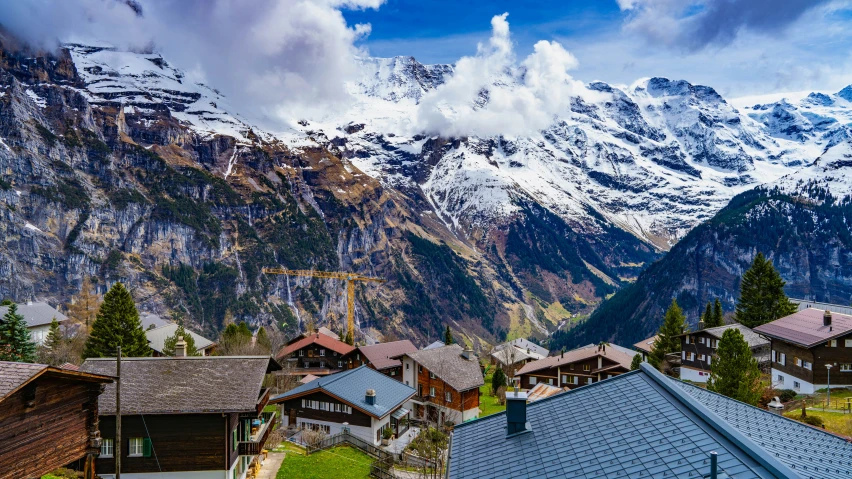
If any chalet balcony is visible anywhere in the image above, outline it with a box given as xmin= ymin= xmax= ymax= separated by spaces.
xmin=238 ymin=411 xmax=276 ymax=456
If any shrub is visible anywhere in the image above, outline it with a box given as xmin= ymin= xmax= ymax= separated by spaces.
xmin=801 ymin=415 xmax=825 ymax=428
xmin=382 ymin=427 xmax=394 ymax=440
xmin=778 ymin=389 xmax=797 ymax=403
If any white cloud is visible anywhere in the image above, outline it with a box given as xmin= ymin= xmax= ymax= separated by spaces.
xmin=414 ymin=13 xmax=583 ymax=138
xmin=0 ymin=0 xmax=383 ymax=130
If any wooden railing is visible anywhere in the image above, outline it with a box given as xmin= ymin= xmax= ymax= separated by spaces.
xmin=305 ymin=431 xmax=398 ymax=479
xmin=238 ymin=411 xmax=276 ymax=456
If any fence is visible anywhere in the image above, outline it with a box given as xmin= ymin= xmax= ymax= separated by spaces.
xmin=304 ymin=431 xmax=399 ymax=479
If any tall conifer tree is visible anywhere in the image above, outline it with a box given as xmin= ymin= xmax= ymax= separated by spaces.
xmin=648 ymin=299 xmax=687 ymax=371
xmin=700 ymin=302 xmax=712 ymax=327
xmin=83 ymin=283 xmax=151 ymax=358
xmin=711 ymin=298 xmax=724 ymax=327
xmin=707 ymin=328 xmax=762 ymax=405
xmin=735 ymin=253 xmax=798 ymax=328
xmin=444 ymin=325 xmax=454 ymax=345
xmin=0 ymin=303 xmax=37 ymax=362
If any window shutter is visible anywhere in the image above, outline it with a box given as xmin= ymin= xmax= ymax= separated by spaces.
xmin=143 ymin=438 xmax=152 ymax=457
xmin=232 ymin=429 xmax=238 ymax=451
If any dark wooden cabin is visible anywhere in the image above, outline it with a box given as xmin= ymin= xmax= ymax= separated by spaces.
xmin=80 ymin=355 xmax=280 ymax=479
xmin=0 ymin=361 xmax=113 ymax=479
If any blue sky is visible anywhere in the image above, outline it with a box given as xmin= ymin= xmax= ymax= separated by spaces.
xmin=343 ymin=0 xmax=852 ymax=99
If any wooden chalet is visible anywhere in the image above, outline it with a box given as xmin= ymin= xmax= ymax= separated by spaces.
xmin=275 ymin=332 xmax=355 ymax=378
xmin=515 ymin=343 xmax=634 ymax=390
xmin=678 ymin=323 xmax=768 ymax=383
xmin=398 ymin=344 xmax=484 ymax=425
xmin=633 ymin=335 xmax=658 ymax=361
xmin=755 ymin=307 xmax=852 ymax=394
xmin=80 ymin=355 xmax=280 ymax=479
xmin=0 ymin=362 xmax=113 ymax=479
xmin=339 ymin=340 xmax=417 ymax=378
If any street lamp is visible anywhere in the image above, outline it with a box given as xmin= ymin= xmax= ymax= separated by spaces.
xmin=826 ymin=364 xmax=833 ymax=408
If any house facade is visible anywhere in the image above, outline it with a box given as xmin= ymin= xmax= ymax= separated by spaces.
xmin=275 ymin=332 xmax=355 ymax=378
xmin=399 ymin=344 xmax=483 ymax=424
xmin=0 ymin=362 xmax=113 ymax=479
xmin=633 ymin=335 xmax=657 ymax=361
xmin=80 ymin=355 xmax=280 ymax=479
xmin=755 ymin=308 xmax=852 ymax=394
xmin=271 ymin=365 xmax=415 ymax=445
xmin=339 ymin=340 xmax=417 ymax=378
xmin=0 ymin=301 xmax=68 ymax=345
xmin=678 ymin=323 xmax=769 ymax=383
xmin=515 ymin=343 xmax=634 ymax=390
xmin=490 ymin=338 xmax=548 ymax=374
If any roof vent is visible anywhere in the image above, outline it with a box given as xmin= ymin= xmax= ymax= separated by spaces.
xmin=506 ymin=389 xmax=531 ymax=437
xmin=365 ymin=389 xmax=376 ymax=405
xmin=824 ymin=310 xmax=832 ymax=326
xmin=461 ymin=347 xmax=475 ymax=361
xmin=698 ymin=319 xmax=705 ymax=330
xmin=175 ymin=336 xmax=187 ymax=357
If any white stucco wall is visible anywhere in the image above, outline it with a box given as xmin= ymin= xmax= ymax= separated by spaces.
xmin=680 ymin=366 xmax=711 ymax=383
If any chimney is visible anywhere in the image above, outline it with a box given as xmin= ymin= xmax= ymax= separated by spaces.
xmin=175 ymin=336 xmax=187 ymax=357
xmin=698 ymin=319 xmax=705 ymax=330
xmin=506 ymin=390 xmax=531 ymax=436
xmin=462 ymin=347 xmax=474 ymax=361
xmin=824 ymin=310 xmax=832 ymax=327
xmin=365 ymin=389 xmax=376 ymax=406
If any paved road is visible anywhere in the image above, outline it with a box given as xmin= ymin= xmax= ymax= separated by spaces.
xmin=257 ymin=452 xmax=285 ymax=479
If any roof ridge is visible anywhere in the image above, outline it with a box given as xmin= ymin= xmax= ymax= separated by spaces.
xmin=639 ymin=363 xmax=799 ymax=478
xmin=317 ymin=365 xmax=363 ymax=388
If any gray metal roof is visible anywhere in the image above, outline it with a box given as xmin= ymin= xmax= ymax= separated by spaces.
xmin=145 ymin=323 xmax=215 ymax=354
xmin=80 ymin=356 xmax=278 ymax=415
xmin=270 ymin=365 xmax=415 ymax=419
xmin=791 ymin=298 xmax=852 ymax=316
xmin=0 ymin=302 xmax=67 ymax=328
xmin=405 ymin=344 xmax=484 ymax=392
xmin=423 ymin=340 xmax=445 ymax=350
xmin=699 ymin=324 xmax=769 ymax=349
xmin=449 ymin=363 xmax=848 ymax=479
xmin=494 ymin=338 xmax=549 ymax=358
xmin=139 ymin=312 xmax=170 ymax=330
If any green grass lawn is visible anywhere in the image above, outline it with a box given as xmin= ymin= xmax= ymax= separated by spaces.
xmin=479 ymin=370 xmax=507 ymax=418
xmin=784 ymin=409 xmax=852 ymax=437
xmin=276 ymin=444 xmax=372 ymax=479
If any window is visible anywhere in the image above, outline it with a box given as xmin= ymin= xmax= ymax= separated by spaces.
xmin=779 ymin=353 xmax=786 ymax=366
xmin=707 ymin=356 xmax=712 ymax=365
xmin=338 ymin=361 xmax=343 ymax=368
xmin=299 ymin=350 xmax=304 ymax=357
xmin=586 ymin=378 xmax=592 ymax=384
xmin=561 ymin=375 xmax=567 ymax=383
xmin=682 ymin=351 xmax=686 ymax=361
xmin=698 ymin=354 xmax=705 ymax=362
xmin=795 ymin=357 xmax=802 ymax=367
xmin=803 ymin=361 xmax=812 ymax=370
xmin=429 ymin=387 xmax=436 ymax=397
xmin=846 ymin=339 xmax=852 ymax=347
xmin=529 ymin=376 xmax=537 ymax=385
xmin=320 ymin=349 xmax=326 ymax=357
xmin=583 ymin=364 xmax=590 ymax=371
xmin=829 ymin=340 xmax=838 ymax=347
xmin=418 ymin=365 xmax=423 ymax=373
xmin=548 ymin=378 xmax=554 ymax=385
xmin=128 ymin=437 xmax=144 ymax=457
xmin=771 ymin=350 xmax=776 ymax=362
xmin=357 ymin=354 xmax=361 ymax=360
xmin=406 ymin=363 xmax=410 ymax=370
xmin=685 ymin=335 xmax=690 ymax=345
xmin=793 ymin=381 xmax=801 ymax=390
xmin=699 ymin=337 xmax=705 ymax=345
xmin=390 ymin=370 xmax=397 ymax=376
xmin=100 ymin=439 xmax=114 ymax=458
xmin=777 ymin=374 xmax=784 ymax=384
xmin=429 ymin=372 xmax=436 ymax=379
xmin=445 ymin=391 xmax=452 ymax=402
xmin=841 ymin=364 xmax=852 ymax=372
xmin=689 ymin=353 xmax=695 ymax=362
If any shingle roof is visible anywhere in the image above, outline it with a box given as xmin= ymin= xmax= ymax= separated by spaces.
xmin=356 ymin=340 xmax=417 ymax=370
xmin=276 ymin=332 xmax=355 ymax=359
xmin=270 ymin=365 xmax=415 ymax=419
xmin=405 ymin=344 xmax=483 ymax=392
xmin=698 ymin=324 xmax=768 ymax=348
xmin=515 ymin=343 xmax=634 ymax=376
xmin=449 ymin=363 xmax=849 ymax=479
xmin=0 ymin=361 xmax=112 ymax=402
xmin=633 ymin=335 xmax=658 ymax=354
xmin=145 ymin=323 xmax=215 ymax=354
xmin=755 ymin=308 xmax=852 ymax=348
xmin=0 ymin=302 xmax=67 ymax=328
xmin=80 ymin=356 xmax=279 ymax=415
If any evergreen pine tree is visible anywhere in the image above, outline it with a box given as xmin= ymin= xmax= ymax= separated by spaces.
xmin=45 ymin=317 xmax=64 ymax=351
xmin=444 ymin=325 xmax=454 ymax=345
xmin=701 ymin=302 xmax=712 ymax=327
xmin=630 ymin=353 xmax=642 ymax=371
xmin=83 ymin=283 xmax=151 ymax=358
xmin=163 ymin=324 xmax=200 ymax=356
xmin=256 ymin=326 xmax=271 ymax=353
xmin=0 ymin=303 xmax=37 ymax=362
xmin=712 ymin=298 xmax=724 ymax=327
xmin=735 ymin=253 xmax=798 ymax=328
xmin=491 ymin=368 xmax=506 ymax=394
xmin=707 ymin=328 xmax=762 ymax=406
xmin=648 ymin=299 xmax=687 ymax=371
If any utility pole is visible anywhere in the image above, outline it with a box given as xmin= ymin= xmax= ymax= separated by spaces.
xmin=116 ymin=346 xmax=121 ymax=479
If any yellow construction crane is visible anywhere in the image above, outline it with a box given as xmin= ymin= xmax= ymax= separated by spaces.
xmin=262 ymin=268 xmax=386 ymax=344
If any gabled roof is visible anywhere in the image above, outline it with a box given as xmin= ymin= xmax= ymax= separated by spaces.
xmin=276 ymin=332 xmax=355 ymax=359
xmin=404 ymin=344 xmax=483 ymax=392
xmin=491 ymin=345 xmax=546 ymax=366
xmin=80 ymin=356 xmax=279 ymax=415
xmin=145 ymin=323 xmax=216 ymax=354
xmin=494 ymin=338 xmax=549 ymax=358
xmin=755 ymin=308 xmax=852 ymax=348
xmin=354 ymin=340 xmax=417 ymax=370
xmin=0 ymin=361 xmax=112 ymax=402
xmin=284 ymin=326 xmax=339 ymax=346
xmin=270 ymin=365 xmax=415 ymax=419
xmin=633 ymin=335 xmax=658 ymax=354
xmin=687 ymin=323 xmax=768 ymax=348
xmin=515 ymin=343 xmax=634 ymax=376
xmin=449 ymin=363 xmax=852 ymax=479
xmin=139 ymin=312 xmax=170 ymax=330
xmin=0 ymin=302 xmax=67 ymax=328
xmin=299 ymin=374 xmax=319 ymax=384
xmin=423 ymin=340 xmax=445 ymax=350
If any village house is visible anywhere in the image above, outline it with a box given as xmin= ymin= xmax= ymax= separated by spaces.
xmin=447 ymin=363 xmax=852 ymax=478
xmin=339 ymin=340 xmax=417 ymax=378
xmin=271 ymin=365 xmax=415 ymax=445
xmin=514 ymin=343 xmax=634 ymax=389
xmin=145 ymin=322 xmax=216 ymax=356
xmin=633 ymin=334 xmax=657 ymax=361
xmin=0 ymin=362 xmax=113 ymax=479
xmin=80 ymin=350 xmax=280 ymax=479
xmin=490 ymin=338 xmax=548 ymax=374
xmin=755 ymin=307 xmax=852 ymax=394
xmin=0 ymin=301 xmax=68 ymax=345
xmin=679 ymin=323 xmax=769 ymax=383
xmin=398 ymin=344 xmax=483 ymax=425
xmin=275 ymin=331 xmax=355 ymax=378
